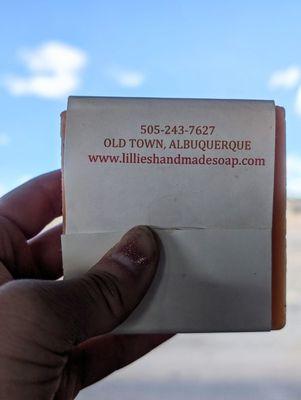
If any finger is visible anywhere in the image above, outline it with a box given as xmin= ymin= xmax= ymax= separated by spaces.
xmin=0 ymin=170 xmax=62 ymax=240
xmin=29 ymin=224 xmax=63 ymax=280
xmin=0 ymin=215 xmax=37 ymax=279
xmin=0 ymin=260 xmax=13 ymax=286
xmin=10 ymin=226 xmax=160 ymax=350
xmin=71 ymin=225 xmax=160 ymax=340
xmin=57 ymin=334 xmax=173 ymax=398
xmin=77 ymin=334 xmax=172 ymax=389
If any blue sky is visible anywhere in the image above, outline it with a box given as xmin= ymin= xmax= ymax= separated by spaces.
xmin=1 ymin=1 xmax=301 ymax=196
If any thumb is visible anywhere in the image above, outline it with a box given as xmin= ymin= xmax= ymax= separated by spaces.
xmin=61 ymin=225 xmax=160 ymax=342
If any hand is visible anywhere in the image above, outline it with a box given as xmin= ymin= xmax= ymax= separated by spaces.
xmin=0 ymin=170 xmax=170 ymax=399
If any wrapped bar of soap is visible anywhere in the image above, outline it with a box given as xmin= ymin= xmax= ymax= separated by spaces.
xmin=61 ymin=97 xmax=286 ymax=333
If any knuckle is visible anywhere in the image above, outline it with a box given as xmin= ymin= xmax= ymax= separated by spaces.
xmin=83 ymin=270 xmax=127 ymax=321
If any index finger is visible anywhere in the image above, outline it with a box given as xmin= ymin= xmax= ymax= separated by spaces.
xmin=0 ymin=170 xmax=62 ymax=239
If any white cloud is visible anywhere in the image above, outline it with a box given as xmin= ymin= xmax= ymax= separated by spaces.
xmin=110 ymin=69 xmax=145 ymax=88
xmin=0 ymin=133 xmax=10 ymax=146
xmin=4 ymin=41 xmax=87 ymax=98
xmin=287 ymin=154 xmax=301 ymax=198
xmin=269 ymin=66 xmax=301 ymax=89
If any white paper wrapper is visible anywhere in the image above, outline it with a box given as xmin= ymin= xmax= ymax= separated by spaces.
xmin=62 ymin=97 xmax=276 ymax=332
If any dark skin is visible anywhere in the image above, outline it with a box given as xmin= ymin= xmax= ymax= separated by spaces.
xmin=0 ymin=170 xmax=171 ymax=399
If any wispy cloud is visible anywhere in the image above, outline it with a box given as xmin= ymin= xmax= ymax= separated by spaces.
xmin=0 ymin=133 xmax=10 ymax=146
xmin=287 ymin=154 xmax=301 ymax=198
xmin=269 ymin=66 xmax=301 ymax=89
xmin=269 ymin=65 xmax=301 ymax=117
xmin=110 ymin=68 xmax=145 ymax=88
xmin=4 ymin=41 xmax=87 ymax=99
